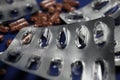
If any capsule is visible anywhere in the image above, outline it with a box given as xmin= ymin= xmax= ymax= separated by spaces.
xmin=6 ymin=39 xmax=12 ymax=47
xmin=55 ymin=3 xmax=63 ymax=12
xmin=26 ymin=55 xmax=41 ymax=70
xmin=40 ymin=0 xmax=56 ymax=9
xmin=9 ymin=18 xmax=26 ymax=27
xmin=0 ymin=35 xmax=4 ymax=42
xmin=48 ymin=6 xmax=55 ymax=13
xmin=50 ymin=12 xmax=60 ymax=23
xmin=63 ymin=3 xmax=75 ymax=12
xmin=48 ymin=59 xmax=62 ymax=76
xmin=9 ymin=18 xmax=29 ymax=32
xmin=22 ymin=32 xmax=33 ymax=45
xmin=0 ymin=25 xmax=9 ymax=33
xmin=63 ymin=0 xmax=80 ymax=7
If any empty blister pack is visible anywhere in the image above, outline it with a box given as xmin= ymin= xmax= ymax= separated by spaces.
xmin=0 ymin=17 xmax=115 ymax=80
xmin=0 ymin=0 xmax=39 ymax=22
xmin=60 ymin=0 xmax=120 ymax=25
xmin=60 ymin=0 xmax=105 ymax=24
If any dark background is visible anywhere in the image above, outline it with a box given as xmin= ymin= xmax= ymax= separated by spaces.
xmin=0 ymin=0 xmax=119 ymax=80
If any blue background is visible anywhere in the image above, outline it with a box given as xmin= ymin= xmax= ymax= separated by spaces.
xmin=0 ymin=0 xmax=120 ymax=80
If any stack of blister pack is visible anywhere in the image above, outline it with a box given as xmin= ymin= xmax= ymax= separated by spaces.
xmin=0 ymin=0 xmax=119 ymax=80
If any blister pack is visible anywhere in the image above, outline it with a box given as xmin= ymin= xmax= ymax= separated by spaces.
xmin=0 ymin=0 xmax=39 ymax=23
xmin=60 ymin=0 xmax=120 ymax=25
xmin=60 ymin=0 xmax=120 ymax=66
xmin=60 ymin=7 xmax=104 ymax=24
xmin=0 ymin=17 xmax=115 ymax=80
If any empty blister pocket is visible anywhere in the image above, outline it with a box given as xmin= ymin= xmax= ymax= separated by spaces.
xmin=26 ymin=55 xmax=41 ymax=70
xmin=0 ymin=17 xmax=115 ymax=80
xmin=92 ymin=0 xmax=109 ymax=10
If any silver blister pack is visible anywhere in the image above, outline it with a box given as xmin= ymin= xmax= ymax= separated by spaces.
xmin=0 ymin=17 xmax=115 ymax=80
xmin=60 ymin=0 xmax=106 ymax=24
xmin=0 ymin=0 xmax=39 ymax=23
xmin=60 ymin=0 xmax=120 ymax=66
xmin=60 ymin=0 xmax=120 ymax=24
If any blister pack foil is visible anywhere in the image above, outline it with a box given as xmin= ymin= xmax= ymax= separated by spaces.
xmin=0 ymin=17 xmax=115 ymax=80
xmin=0 ymin=0 xmax=39 ymax=23
xmin=60 ymin=0 xmax=120 ymax=66
xmin=60 ymin=0 xmax=120 ymax=25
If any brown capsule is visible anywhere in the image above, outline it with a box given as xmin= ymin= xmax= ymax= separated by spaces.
xmin=10 ymin=22 xmax=29 ymax=32
xmin=54 ymin=18 xmax=61 ymax=24
xmin=22 ymin=32 xmax=33 ymax=45
xmin=0 ymin=69 xmax=6 ymax=75
xmin=50 ymin=12 xmax=60 ymax=23
xmin=35 ymin=22 xmax=43 ymax=27
xmin=0 ymin=25 xmax=9 ymax=33
xmin=6 ymin=39 xmax=12 ymax=47
xmin=63 ymin=0 xmax=80 ymax=7
xmin=41 ymin=15 xmax=48 ymax=21
xmin=55 ymin=3 xmax=63 ymax=12
xmin=63 ymin=3 xmax=75 ymax=12
xmin=31 ymin=12 xmax=48 ymax=22
xmin=9 ymin=18 xmax=26 ymax=27
xmin=40 ymin=0 xmax=56 ymax=9
xmin=31 ymin=16 xmax=38 ymax=21
xmin=0 ymin=35 xmax=4 ymax=42
xmin=47 ymin=21 xmax=53 ymax=26
xmin=9 ymin=19 xmax=29 ymax=32
xmin=48 ymin=6 xmax=56 ymax=14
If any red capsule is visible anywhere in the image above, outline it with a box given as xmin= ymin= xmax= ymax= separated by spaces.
xmin=63 ymin=3 xmax=75 ymax=12
xmin=0 ymin=35 xmax=4 ymax=42
xmin=6 ymin=39 xmax=12 ymax=47
xmin=0 ymin=25 xmax=9 ymax=33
